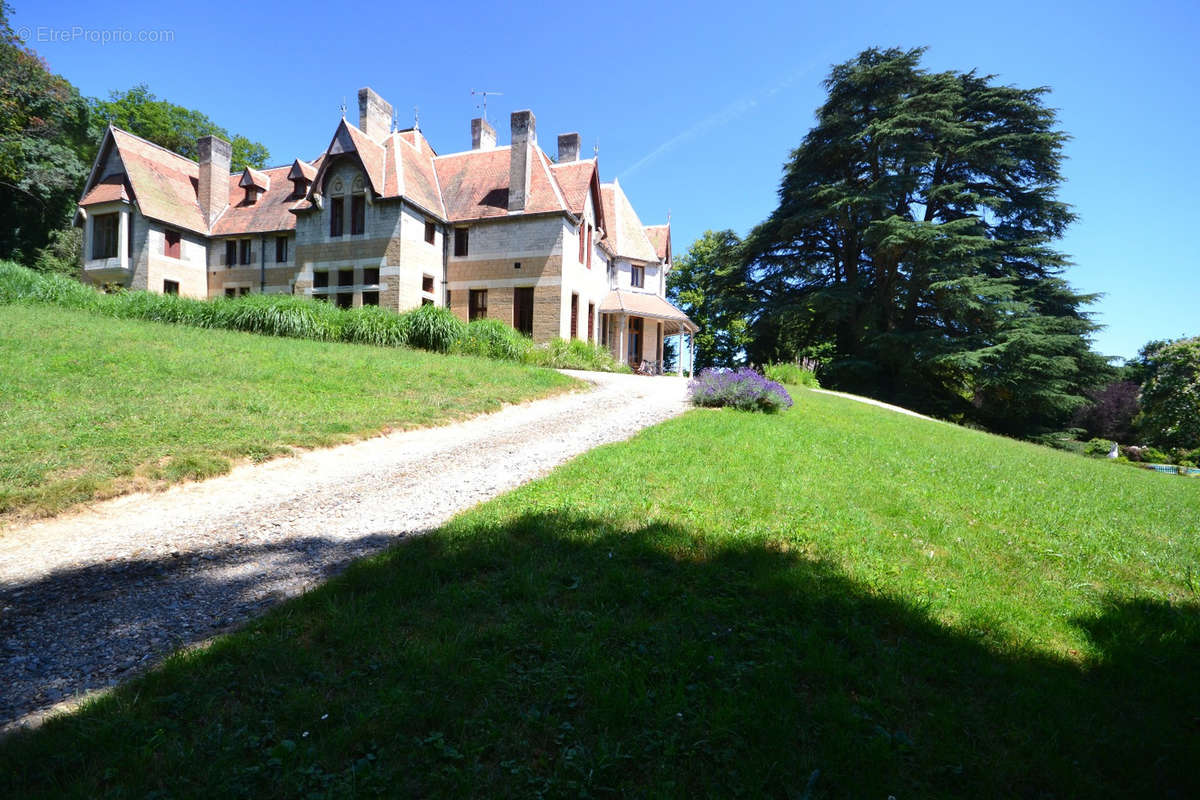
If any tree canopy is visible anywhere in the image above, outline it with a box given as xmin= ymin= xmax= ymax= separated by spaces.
xmin=666 ymin=229 xmax=753 ymax=370
xmin=90 ymin=85 xmax=269 ymax=172
xmin=740 ymin=46 xmax=1110 ymax=435
xmin=1133 ymin=336 xmax=1200 ymax=451
xmin=0 ymin=3 xmax=90 ymax=262
xmin=0 ymin=1 xmax=271 ymax=267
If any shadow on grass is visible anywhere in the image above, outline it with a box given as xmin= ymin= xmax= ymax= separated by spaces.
xmin=1 ymin=512 xmax=1197 ymax=798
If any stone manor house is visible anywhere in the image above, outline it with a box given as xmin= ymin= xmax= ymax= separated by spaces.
xmin=75 ymin=87 xmax=697 ymax=370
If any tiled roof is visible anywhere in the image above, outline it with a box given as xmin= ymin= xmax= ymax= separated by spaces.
xmin=600 ymin=180 xmax=659 ymax=263
xmin=108 ymin=128 xmax=207 ymax=234
xmin=643 ymin=224 xmax=670 ymax=262
xmin=288 ymin=159 xmax=316 ymax=182
xmin=549 ymin=158 xmax=596 ymax=216
xmin=238 ymin=167 xmax=270 ymax=190
xmin=79 ymin=120 xmax=664 ymax=244
xmin=433 ymin=143 xmax=568 ymax=223
xmin=79 ymin=175 xmax=129 ymax=205
xmin=388 ymin=132 xmax=445 ymax=217
xmin=336 ymin=120 xmax=386 ymax=195
xmin=212 ymin=165 xmax=300 ymax=235
xmin=598 ymin=290 xmax=697 ymax=331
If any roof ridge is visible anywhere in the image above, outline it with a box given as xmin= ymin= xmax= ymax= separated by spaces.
xmin=110 ymin=126 xmax=201 ymax=167
xmin=434 ymin=145 xmax=513 ymax=160
xmin=536 ymin=147 xmax=568 ymax=215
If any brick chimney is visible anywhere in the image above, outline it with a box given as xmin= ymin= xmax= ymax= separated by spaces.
xmin=197 ymin=134 xmax=231 ymax=227
xmin=557 ymin=133 xmax=580 ymax=163
xmin=357 ymin=87 xmax=393 ymax=141
xmin=471 ymin=117 xmax=497 ymax=150
xmin=508 ymin=110 xmax=535 ymax=212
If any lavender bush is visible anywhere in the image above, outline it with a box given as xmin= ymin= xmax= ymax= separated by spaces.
xmin=688 ymin=368 xmax=794 ymax=412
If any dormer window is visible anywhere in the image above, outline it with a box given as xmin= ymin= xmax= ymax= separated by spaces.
xmin=288 ymin=158 xmax=316 ymax=198
xmin=238 ymin=167 xmax=269 ymax=205
xmin=631 ymin=264 xmax=644 ymax=289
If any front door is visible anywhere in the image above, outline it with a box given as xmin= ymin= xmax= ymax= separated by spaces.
xmin=627 ymin=317 xmax=643 ymax=365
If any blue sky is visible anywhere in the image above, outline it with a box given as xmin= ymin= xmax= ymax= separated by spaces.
xmin=14 ymin=0 xmax=1198 ymax=359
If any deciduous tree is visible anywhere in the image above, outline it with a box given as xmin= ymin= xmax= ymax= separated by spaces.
xmin=667 ymin=229 xmax=753 ymax=370
xmin=1134 ymin=336 xmax=1200 ymax=450
xmin=90 ymin=85 xmax=270 ymax=171
xmin=0 ymin=2 xmax=90 ymax=263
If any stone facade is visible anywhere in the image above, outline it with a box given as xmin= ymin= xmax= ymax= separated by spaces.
xmin=75 ymin=86 xmax=691 ymax=363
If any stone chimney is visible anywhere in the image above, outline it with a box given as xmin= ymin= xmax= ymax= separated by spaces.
xmin=357 ymin=87 xmax=393 ymax=141
xmin=197 ymin=134 xmax=231 ymax=227
xmin=508 ymin=110 xmax=535 ymax=212
xmin=471 ymin=117 xmax=497 ymax=151
xmin=557 ymin=133 xmax=580 ymax=163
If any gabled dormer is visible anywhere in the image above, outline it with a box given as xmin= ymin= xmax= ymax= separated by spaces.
xmin=238 ymin=167 xmax=270 ymax=205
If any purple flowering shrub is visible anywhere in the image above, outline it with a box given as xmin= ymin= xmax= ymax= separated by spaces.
xmin=688 ymin=368 xmax=794 ymax=412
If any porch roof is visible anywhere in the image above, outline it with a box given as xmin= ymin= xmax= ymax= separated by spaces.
xmin=598 ymin=290 xmax=698 ymax=333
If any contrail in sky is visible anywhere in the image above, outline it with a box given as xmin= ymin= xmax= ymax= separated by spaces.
xmin=618 ymin=54 xmax=839 ymax=182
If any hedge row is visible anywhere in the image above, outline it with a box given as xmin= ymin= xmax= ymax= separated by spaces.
xmin=0 ymin=262 xmax=628 ymax=372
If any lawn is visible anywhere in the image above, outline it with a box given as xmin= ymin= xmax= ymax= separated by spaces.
xmin=0 ymin=304 xmax=574 ymax=520
xmin=1 ymin=390 xmax=1197 ymax=797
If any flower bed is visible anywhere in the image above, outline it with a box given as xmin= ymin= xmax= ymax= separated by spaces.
xmin=688 ymin=368 xmax=793 ymax=412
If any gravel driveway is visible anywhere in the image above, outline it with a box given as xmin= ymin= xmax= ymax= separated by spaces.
xmin=0 ymin=370 xmax=690 ymax=733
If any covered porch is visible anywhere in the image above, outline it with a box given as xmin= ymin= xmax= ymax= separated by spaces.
xmin=597 ymin=290 xmax=699 ymax=376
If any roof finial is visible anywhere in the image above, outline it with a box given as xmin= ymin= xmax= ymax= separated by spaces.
xmin=413 ymin=106 xmax=420 ymax=131
xmin=593 ymin=139 xmax=599 ymax=158
xmin=339 ymin=97 xmax=347 ymax=119
xmin=470 ymin=89 xmax=503 ymax=123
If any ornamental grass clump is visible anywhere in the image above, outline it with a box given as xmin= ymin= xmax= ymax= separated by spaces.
xmin=452 ymin=318 xmax=532 ymax=361
xmin=399 ymin=303 xmax=466 ymax=353
xmin=689 ymin=367 xmax=793 ymax=412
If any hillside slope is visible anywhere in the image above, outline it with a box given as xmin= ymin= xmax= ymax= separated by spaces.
xmin=2 ymin=390 xmax=1196 ymax=797
xmin=0 ymin=304 xmax=573 ymax=520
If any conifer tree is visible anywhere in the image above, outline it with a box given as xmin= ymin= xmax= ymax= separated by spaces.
xmin=745 ymin=47 xmax=1109 ymax=433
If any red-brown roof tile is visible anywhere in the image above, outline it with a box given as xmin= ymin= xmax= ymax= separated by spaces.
xmin=79 ymin=175 xmax=129 ymax=206
xmin=434 ymin=143 xmax=568 ymax=223
xmin=549 ymin=158 xmax=596 ymax=216
xmin=598 ymin=290 xmax=697 ymax=331
xmin=108 ymin=128 xmax=207 ymax=234
xmin=212 ymin=165 xmax=300 ymax=235
xmin=643 ymin=224 xmax=670 ymax=262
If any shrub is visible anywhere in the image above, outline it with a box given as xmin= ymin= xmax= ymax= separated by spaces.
xmin=342 ymin=305 xmax=410 ymax=348
xmin=1083 ymin=438 xmax=1115 ymax=457
xmin=400 ymin=303 xmax=466 ymax=353
xmin=763 ymin=362 xmax=820 ymax=388
xmin=689 ymin=368 xmax=793 ymax=412
xmin=453 ymin=318 xmax=532 ymax=361
xmin=1126 ymin=445 xmax=1172 ymax=464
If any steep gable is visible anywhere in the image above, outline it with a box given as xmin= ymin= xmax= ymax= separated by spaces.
xmin=600 ymin=179 xmax=659 ymax=263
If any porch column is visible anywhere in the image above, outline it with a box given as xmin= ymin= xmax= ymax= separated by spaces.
xmin=677 ymin=324 xmax=684 ymax=377
xmin=618 ymin=313 xmax=627 ymax=366
xmin=688 ymin=332 xmax=694 ymax=379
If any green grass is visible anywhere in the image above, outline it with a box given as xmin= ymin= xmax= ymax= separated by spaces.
xmin=0 ymin=304 xmax=574 ymax=519
xmin=2 ymin=391 xmax=1197 ymax=797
